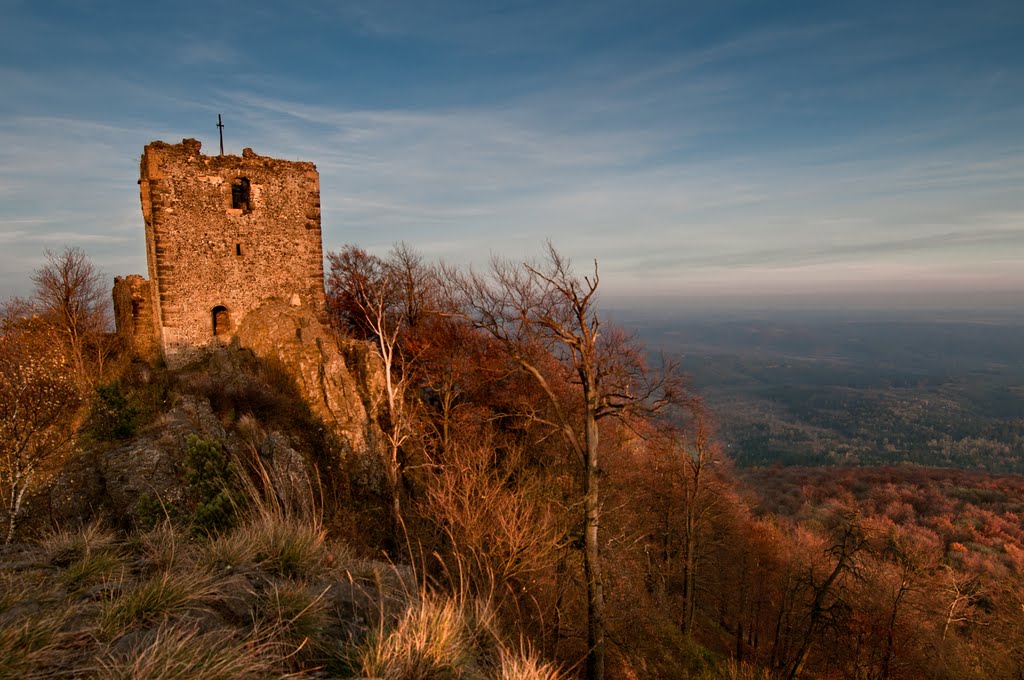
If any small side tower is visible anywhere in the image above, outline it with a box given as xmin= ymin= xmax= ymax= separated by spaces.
xmin=133 ymin=138 xmax=325 ymax=368
xmin=112 ymin=274 xmax=159 ymax=361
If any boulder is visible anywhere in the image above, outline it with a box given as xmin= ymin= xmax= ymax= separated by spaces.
xmin=233 ymin=300 xmax=385 ymax=457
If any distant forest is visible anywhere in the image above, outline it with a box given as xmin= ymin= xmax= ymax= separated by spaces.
xmin=626 ymin=315 xmax=1024 ymax=472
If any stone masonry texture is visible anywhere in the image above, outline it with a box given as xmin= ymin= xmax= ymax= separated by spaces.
xmin=129 ymin=138 xmax=326 ymax=368
xmin=112 ymin=274 xmax=158 ymax=361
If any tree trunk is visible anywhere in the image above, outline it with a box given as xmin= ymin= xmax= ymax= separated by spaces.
xmin=583 ymin=379 xmax=605 ymax=680
xmin=682 ymin=523 xmax=697 ymax=634
xmin=4 ymin=501 xmax=15 ymax=545
xmin=880 ymin=587 xmax=905 ymax=680
xmin=5 ymin=474 xmax=25 ymax=545
xmin=550 ymin=551 xmax=567 ymax=658
xmin=391 ymin=468 xmax=403 ymax=533
xmin=681 ymin=457 xmax=701 ymax=635
xmin=787 ymin=535 xmax=855 ymax=680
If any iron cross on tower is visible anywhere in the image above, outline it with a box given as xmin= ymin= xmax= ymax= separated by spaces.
xmin=217 ymin=114 xmax=225 ymax=155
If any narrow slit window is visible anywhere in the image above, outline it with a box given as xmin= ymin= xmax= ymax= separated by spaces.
xmin=231 ymin=177 xmax=251 ymax=212
xmin=236 ymin=243 xmax=242 ymax=256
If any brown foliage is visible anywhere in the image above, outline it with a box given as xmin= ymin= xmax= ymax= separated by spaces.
xmin=0 ymin=323 xmax=82 ymax=542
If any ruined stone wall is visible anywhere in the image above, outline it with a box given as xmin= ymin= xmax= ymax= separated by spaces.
xmin=112 ymin=274 xmax=158 ymax=361
xmin=139 ymin=139 xmax=325 ymax=368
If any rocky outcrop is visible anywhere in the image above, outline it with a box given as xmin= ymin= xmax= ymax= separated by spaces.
xmin=45 ymin=396 xmax=223 ymax=525
xmin=233 ymin=299 xmax=385 ymax=457
xmin=33 ymin=300 xmax=387 ymax=532
xmin=42 ymin=394 xmax=329 ymax=528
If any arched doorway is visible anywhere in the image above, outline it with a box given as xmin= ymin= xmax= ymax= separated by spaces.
xmin=212 ymin=305 xmax=230 ymax=336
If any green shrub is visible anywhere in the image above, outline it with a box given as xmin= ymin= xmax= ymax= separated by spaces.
xmin=90 ymin=382 xmax=143 ymax=441
xmin=184 ymin=436 xmax=243 ymax=533
xmin=134 ymin=493 xmax=165 ymax=531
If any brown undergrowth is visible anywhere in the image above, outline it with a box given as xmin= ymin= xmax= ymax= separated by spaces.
xmin=0 ymin=502 xmax=561 ymax=679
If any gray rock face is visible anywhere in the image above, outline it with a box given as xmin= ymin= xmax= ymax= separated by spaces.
xmin=46 ymin=396 xmax=223 ymax=525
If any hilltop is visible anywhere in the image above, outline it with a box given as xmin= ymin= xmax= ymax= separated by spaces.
xmin=3 ymin=245 xmax=1024 ymax=679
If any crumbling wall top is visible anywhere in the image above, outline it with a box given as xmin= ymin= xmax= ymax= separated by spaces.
xmin=143 ymin=139 xmax=317 ymax=173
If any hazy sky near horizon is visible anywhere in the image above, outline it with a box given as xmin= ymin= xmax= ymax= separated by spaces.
xmin=1 ymin=0 xmax=1022 ymax=307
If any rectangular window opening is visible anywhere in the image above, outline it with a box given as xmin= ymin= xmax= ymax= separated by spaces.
xmin=236 ymin=243 xmax=242 ymax=256
xmin=231 ymin=177 xmax=252 ymax=213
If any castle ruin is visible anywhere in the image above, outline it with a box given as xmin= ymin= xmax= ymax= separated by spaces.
xmin=114 ymin=138 xmax=326 ymax=368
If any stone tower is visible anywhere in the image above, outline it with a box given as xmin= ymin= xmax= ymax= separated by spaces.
xmin=114 ymin=138 xmax=326 ymax=368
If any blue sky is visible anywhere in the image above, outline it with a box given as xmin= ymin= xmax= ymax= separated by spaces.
xmin=1 ymin=0 xmax=1022 ymax=308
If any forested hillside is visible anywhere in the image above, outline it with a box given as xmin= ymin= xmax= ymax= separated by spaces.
xmin=2 ymin=246 xmax=1023 ymax=678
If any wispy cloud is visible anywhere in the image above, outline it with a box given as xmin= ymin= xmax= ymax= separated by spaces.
xmin=630 ymin=226 xmax=1024 ymax=271
xmin=327 ymin=0 xmax=632 ymax=55
xmin=214 ymin=79 xmax=1024 ymax=295
xmin=175 ymin=41 xmax=243 ymax=66
xmin=1 ymin=0 xmax=1022 ymax=303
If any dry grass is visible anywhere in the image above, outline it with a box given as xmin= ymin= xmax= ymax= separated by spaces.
xmin=0 ymin=570 xmax=51 ymax=612
xmin=250 ymin=580 xmax=331 ymax=672
xmin=0 ymin=604 xmax=80 ymax=679
xmin=253 ymin=580 xmax=329 ymax=641
xmin=498 ymin=647 xmax=563 ymax=680
xmin=98 ymin=569 xmax=219 ymax=638
xmin=250 ymin=514 xmax=329 ymax=579
xmin=356 ymin=593 xmax=489 ymax=679
xmin=93 ymin=623 xmax=279 ymax=680
xmin=204 ymin=509 xmax=331 ymax=579
xmin=59 ymin=550 xmax=124 ymax=592
xmin=423 ymin=438 xmax=564 ymax=597
xmin=0 ymin=573 xmax=21 ymax=612
xmin=698 ymin=658 xmax=780 ymax=680
xmin=39 ymin=521 xmax=125 ymax=593
xmin=40 ymin=520 xmax=117 ymax=567
xmin=354 ymin=590 xmax=563 ymax=680
xmin=201 ymin=526 xmax=255 ymax=569
xmin=130 ymin=519 xmax=189 ymax=573
xmin=2 ymin=489 xmax=562 ymax=679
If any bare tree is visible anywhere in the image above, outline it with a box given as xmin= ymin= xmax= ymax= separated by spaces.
xmin=677 ymin=403 xmax=725 ymax=637
xmin=405 ymin=312 xmax=502 ymax=459
xmin=445 ymin=242 xmax=681 ymax=680
xmin=30 ymin=247 xmax=111 ymax=383
xmin=787 ymin=510 xmax=868 ymax=680
xmin=388 ymin=241 xmax=431 ymax=329
xmin=939 ymin=565 xmax=981 ymax=641
xmin=872 ymin=530 xmax=938 ymax=680
xmin=325 ymin=242 xmax=430 ymax=338
xmin=325 ymin=245 xmax=415 ymax=533
xmin=325 ymin=245 xmax=385 ymax=337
